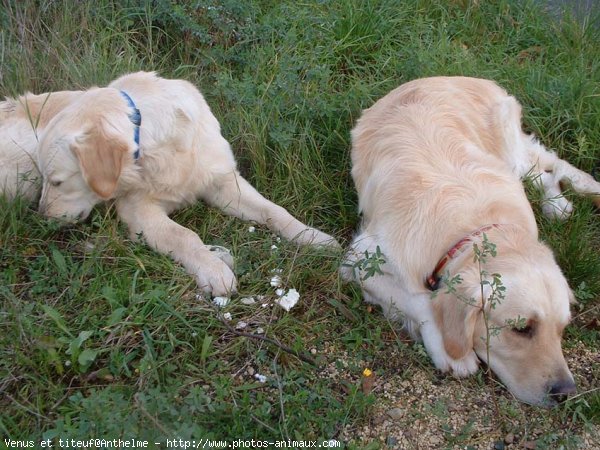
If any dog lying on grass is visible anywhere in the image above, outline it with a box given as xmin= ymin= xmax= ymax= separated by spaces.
xmin=342 ymin=76 xmax=600 ymax=406
xmin=1 ymin=71 xmax=339 ymax=295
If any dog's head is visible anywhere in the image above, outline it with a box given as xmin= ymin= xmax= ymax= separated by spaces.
xmin=433 ymin=240 xmax=575 ymax=407
xmin=37 ymin=88 xmax=138 ymax=222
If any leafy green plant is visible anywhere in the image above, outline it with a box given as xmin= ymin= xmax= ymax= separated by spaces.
xmin=345 ymin=245 xmax=386 ymax=281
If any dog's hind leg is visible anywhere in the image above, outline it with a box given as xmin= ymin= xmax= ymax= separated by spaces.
xmin=203 ymin=171 xmax=340 ymax=248
xmin=524 ymin=139 xmax=600 ymax=217
xmin=491 ymin=97 xmax=599 ymax=218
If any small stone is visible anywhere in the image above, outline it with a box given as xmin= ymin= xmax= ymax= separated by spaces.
xmin=504 ymin=433 xmax=514 ymax=445
xmin=386 ymin=436 xmax=397 ymax=447
xmin=240 ymin=297 xmax=256 ymax=305
xmin=447 ymin=402 xmax=460 ymax=412
xmin=493 ymin=441 xmax=505 ymax=450
xmin=255 ymin=327 xmax=265 ymax=334
xmin=372 ymin=415 xmax=386 ymax=426
xmin=248 ymin=226 xmax=256 ymax=233
xmin=310 ymin=348 xmax=317 ymax=355
xmin=386 ymin=408 xmax=403 ymax=421
xmin=235 ymin=321 xmax=248 ymax=330
xmin=247 ymin=367 xmax=255 ymax=376
xmin=522 ymin=441 xmax=537 ymax=450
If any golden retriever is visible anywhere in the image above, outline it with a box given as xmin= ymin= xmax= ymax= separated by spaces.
xmin=26 ymin=71 xmax=339 ymax=295
xmin=0 ymin=90 xmax=82 ymax=201
xmin=342 ymin=76 xmax=600 ymax=406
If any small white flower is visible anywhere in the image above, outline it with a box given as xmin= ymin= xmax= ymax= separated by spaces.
xmin=248 ymin=226 xmax=256 ymax=233
xmin=254 ymin=373 xmax=267 ymax=383
xmin=223 ymin=312 xmax=232 ymax=321
xmin=270 ymin=244 xmax=278 ymax=250
xmin=261 ymin=303 xmax=269 ymax=308
xmin=212 ymin=296 xmax=230 ymax=307
xmin=191 ymin=332 xmax=198 ymax=337
xmin=276 ymin=237 xmax=281 ymax=243
xmin=240 ymin=297 xmax=256 ymax=305
xmin=65 ymin=360 xmax=71 ymax=367
xmin=270 ymin=275 xmax=282 ymax=287
xmin=275 ymin=288 xmax=284 ymax=296
xmin=275 ymin=288 xmax=300 ymax=312
xmin=235 ymin=321 xmax=248 ymax=330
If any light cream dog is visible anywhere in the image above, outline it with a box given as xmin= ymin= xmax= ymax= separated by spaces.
xmin=342 ymin=76 xmax=600 ymax=406
xmin=27 ymin=71 xmax=338 ymax=295
xmin=0 ymin=90 xmax=82 ymax=201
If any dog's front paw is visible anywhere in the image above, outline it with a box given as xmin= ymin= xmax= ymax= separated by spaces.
xmin=429 ymin=349 xmax=479 ymax=378
xmin=196 ymin=258 xmax=237 ymax=297
xmin=447 ymin=350 xmax=480 ymax=378
xmin=541 ymin=197 xmax=573 ymax=221
xmin=422 ymin=326 xmax=479 ymax=377
xmin=208 ymin=245 xmax=235 ymax=270
xmin=296 ymin=228 xmax=341 ymax=249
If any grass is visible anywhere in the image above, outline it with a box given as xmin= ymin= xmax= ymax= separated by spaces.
xmin=1 ymin=0 xmax=599 ymax=448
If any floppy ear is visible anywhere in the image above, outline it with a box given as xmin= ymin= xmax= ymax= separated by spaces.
xmin=71 ymin=127 xmax=128 ymax=199
xmin=432 ymin=285 xmax=488 ymax=360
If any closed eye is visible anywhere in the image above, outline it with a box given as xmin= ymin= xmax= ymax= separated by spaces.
xmin=50 ymin=180 xmax=63 ymax=187
xmin=512 ymin=324 xmax=534 ymax=338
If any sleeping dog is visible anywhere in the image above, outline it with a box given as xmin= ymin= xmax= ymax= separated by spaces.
xmin=2 ymin=72 xmax=339 ymax=295
xmin=342 ymin=76 xmax=600 ymax=406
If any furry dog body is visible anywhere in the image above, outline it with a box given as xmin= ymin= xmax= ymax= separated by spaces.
xmin=343 ymin=76 xmax=600 ymax=406
xmin=24 ymin=72 xmax=338 ymax=295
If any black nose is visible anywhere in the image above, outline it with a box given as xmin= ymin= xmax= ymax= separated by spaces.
xmin=549 ymin=380 xmax=576 ymax=403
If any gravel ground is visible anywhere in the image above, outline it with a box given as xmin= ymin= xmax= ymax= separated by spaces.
xmin=227 ymin=295 xmax=599 ymax=449
xmin=333 ymin=340 xmax=599 ymax=449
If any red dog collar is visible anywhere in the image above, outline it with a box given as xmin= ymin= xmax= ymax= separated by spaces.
xmin=426 ymin=224 xmax=500 ymax=291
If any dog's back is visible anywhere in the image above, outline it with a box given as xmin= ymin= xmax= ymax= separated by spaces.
xmin=350 ymin=77 xmax=538 ymax=281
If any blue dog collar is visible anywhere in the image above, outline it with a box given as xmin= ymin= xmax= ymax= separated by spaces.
xmin=120 ymin=90 xmax=142 ymax=161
